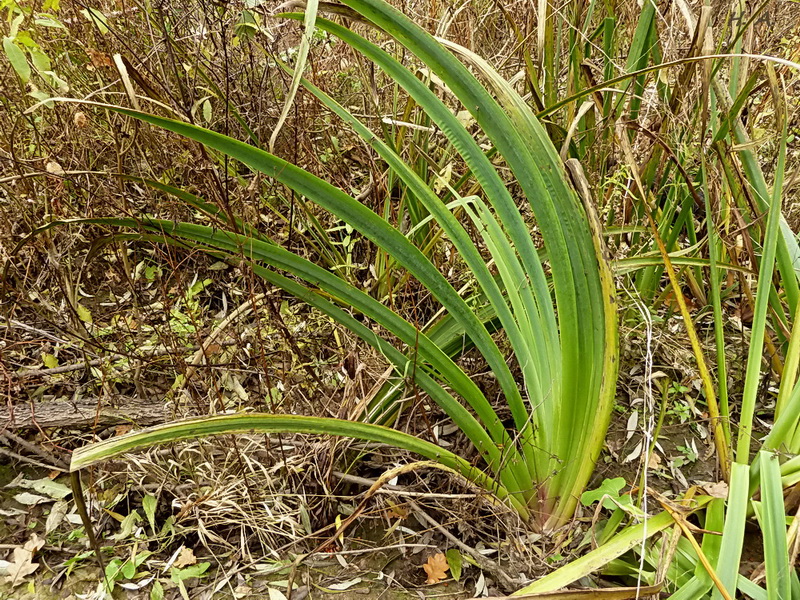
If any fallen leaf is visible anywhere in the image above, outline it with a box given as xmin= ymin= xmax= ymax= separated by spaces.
xmin=625 ymin=410 xmax=638 ymax=442
xmin=327 ymin=578 xmax=361 ymax=590
xmin=647 ymin=451 xmax=662 ymax=469
xmin=13 ymin=477 xmax=71 ymax=500
xmin=422 ymin=552 xmax=449 ymax=584
xmin=173 ymin=547 xmax=197 ymax=569
xmin=623 ymin=439 xmax=643 ymax=464
xmin=13 ymin=492 xmax=50 ymax=506
xmin=267 ymin=589 xmax=288 ymax=600
xmin=698 ymin=480 xmax=729 ymax=499
xmin=46 ymin=500 xmax=69 ymax=534
xmin=5 ymin=535 xmax=44 ymax=586
xmin=45 ymin=161 xmax=65 ymax=176
xmin=86 ymin=48 xmax=113 ymax=68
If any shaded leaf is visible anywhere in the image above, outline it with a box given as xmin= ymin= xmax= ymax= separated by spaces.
xmin=13 ymin=477 xmax=71 ymax=500
xmin=446 ymin=549 xmax=462 ymax=581
xmin=142 ymin=494 xmax=157 ymax=532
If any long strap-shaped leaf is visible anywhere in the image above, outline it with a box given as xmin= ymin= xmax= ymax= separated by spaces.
xmin=287 ymin=64 xmax=548 ymax=481
xmin=331 ymin=0 xmax=614 ymax=525
xmin=287 ymin=16 xmax=554 ymax=479
xmin=68 ymin=101 xmax=527 ymax=465
xmin=69 ymin=413 xmax=528 ymax=517
xmin=121 ymin=175 xmax=268 ymax=242
xmin=26 ymin=216 xmax=533 ymax=503
xmin=434 ymin=27 xmax=614 ymax=519
xmin=120 ymin=175 xmax=509 ymax=433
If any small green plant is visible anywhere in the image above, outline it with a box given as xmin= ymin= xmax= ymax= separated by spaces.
xmin=2 ymin=0 xmax=69 ymax=104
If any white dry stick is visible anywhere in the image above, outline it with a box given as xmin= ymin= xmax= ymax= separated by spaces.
xmin=269 ymin=0 xmax=319 ymax=153
xmin=624 ymin=286 xmax=655 ymax=600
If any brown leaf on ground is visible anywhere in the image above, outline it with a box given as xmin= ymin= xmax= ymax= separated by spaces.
xmin=173 ymin=546 xmax=197 ymax=568
xmin=385 ymin=500 xmax=408 ymax=519
xmin=5 ymin=534 xmax=45 ymax=587
xmin=86 ymin=48 xmax=113 ymax=68
xmin=698 ymin=480 xmax=729 ymax=498
xmin=647 ymin=451 xmax=662 ymax=469
xmin=422 ymin=552 xmax=449 ymax=584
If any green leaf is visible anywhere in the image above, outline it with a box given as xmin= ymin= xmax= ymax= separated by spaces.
xmin=516 ymin=497 xmax=712 ymax=594
xmin=580 ymin=477 xmax=626 ymax=510
xmin=713 ymin=463 xmax=750 ymax=600
xmin=171 ymin=562 xmax=210 ymax=583
xmin=758 ymin=451 xmax=790 ymax=600
xmin=42 ymin=70 xmax=69 ymax=93
xmin=28 ymin=91 xmax=53 ymax=108
xmin=29 ymin=48 xmax=51 ymax=73
xmin=80 ymin=8 xmax=109 ymax=34
xmin=9 ymin=13 xmax=24 ymax=39
xmin=445 ymin=549 xmax=462 ymax=581
xmin=121 ymin=559 xmax=136 ymax=579
xmin=142 ymin=494 xmax=157 ymax=533
xmin=34 ymin=16 xmax=67 ymax=29
xmin=3 ymin=37 xmax=31 ymax=83
xmin=75 ymin=302 xmax=92 ymax=323
xmin=69 ymin=412 xmax=527 ymax=517
xmin=150 ymin=580 xmax=164 ymax=600
xmin=105 ymin=559 xmax=124 ymax=585
xmin=110 ymin=511 xmax=141 ymax=541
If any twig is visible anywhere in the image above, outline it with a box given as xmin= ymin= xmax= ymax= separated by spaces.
xmin=0 ymin=446 xmax=66 ymax=472
xmin=1 ymin=429 xmax=69 ymax=469
xmin=310 ymin=543 xmax=435 ymax=557
xmin=3 ymin=319 xmax=77 ymax=348
xmin=331 ymin=470 xmax=485 ymax=499
xmin=286 ymin=462 xmax=451 ymax=600
xmin=12 ymin=340 xmax=239 ymax=378
xmin=407 ymin=499 xmax=516 ymax=589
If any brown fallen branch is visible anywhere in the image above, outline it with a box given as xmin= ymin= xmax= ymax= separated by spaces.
xmin=1 ymin=395 xmax=167 ymax=429
xmin=473 ymin=584 xmax=663 ymax=599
